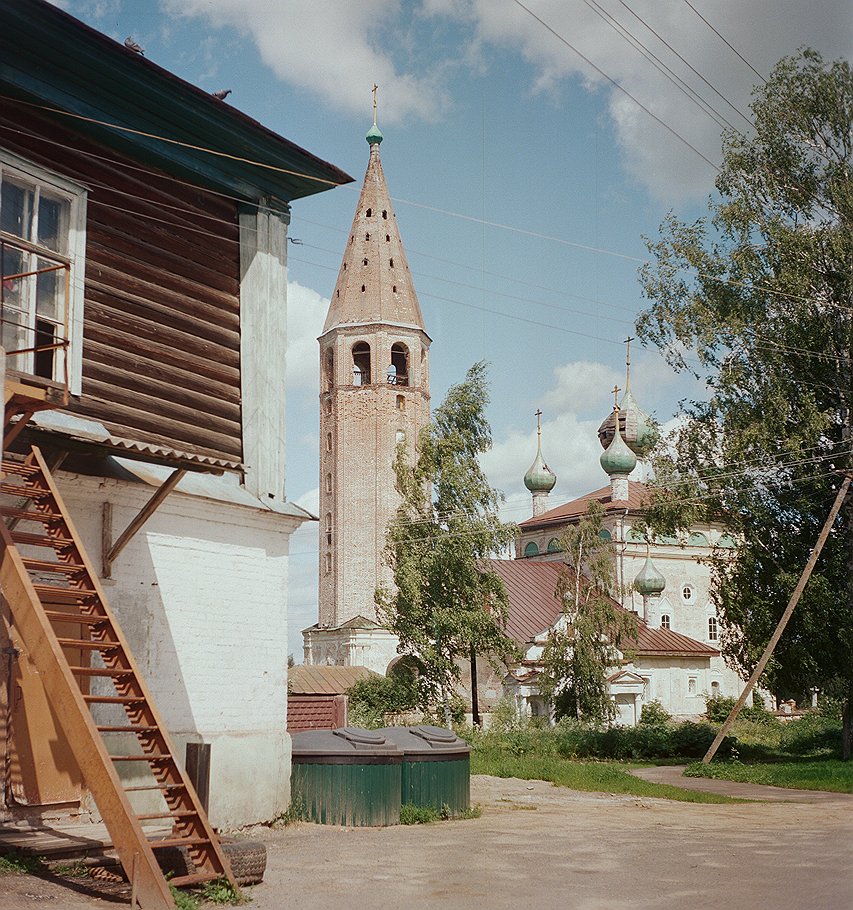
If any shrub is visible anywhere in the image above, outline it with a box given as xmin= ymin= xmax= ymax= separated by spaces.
xmin=639 ymin=700 xmax=672 ymax=727
xmin=347 ymin=672 xmax=419 ymax=728
xmin=705 ymin=695 xmax=737 ymax=723
xmin=780 ymin=712 xmax=842 ymax=757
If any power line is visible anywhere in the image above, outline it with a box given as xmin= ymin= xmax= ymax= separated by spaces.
xmin=681 ymin=0 xmax=766 ymax=84
xmin=615 ymin=0 xmax=754 ymax=130
xmin=581 ymin=0 xmax=737 ymax=134
xmin=510 ymin=0 xmax=720 ymax=171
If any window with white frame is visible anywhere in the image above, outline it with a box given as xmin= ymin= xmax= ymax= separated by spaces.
xmin=708 ymin=616 xmax=719 ymax=641
xmin=660 ymin=614 xmax=670 ymax=630
xmin=681 ymin=584 xmax=695 ymax=603
xmin=0 ymin=151 xmax=86 ymax=391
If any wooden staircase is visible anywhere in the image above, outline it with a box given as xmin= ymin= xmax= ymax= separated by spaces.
xmin=0 ymin=444 xmax=237 ymax=910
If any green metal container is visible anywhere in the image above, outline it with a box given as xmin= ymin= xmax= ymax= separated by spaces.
xmin=380 ymin=726 xmax=471 ymax=815
xmin=290 ymin=727 xmax=402 ymax=827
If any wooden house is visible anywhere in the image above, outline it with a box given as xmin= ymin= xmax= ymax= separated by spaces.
xmin=0 ymin=1 xmax=351 ymax=899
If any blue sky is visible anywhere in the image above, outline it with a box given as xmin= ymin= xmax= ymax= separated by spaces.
xmin=51 ymin=1 xmax=852 ymax=652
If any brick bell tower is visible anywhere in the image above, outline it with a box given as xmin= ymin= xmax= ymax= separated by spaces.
xmin=304 ymin=113 xmax=431 ymax=672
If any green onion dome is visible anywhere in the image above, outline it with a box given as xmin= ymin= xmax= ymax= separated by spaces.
xmin=598 ymin=389 xmax=654 ymax=455
xmin=599 ymin=416 xmax=637 ymax=476
xmin=366 ymin=123 xmax=384 ymax=145
xmin=633 ymin=554 xmax=666 ymax=597
xmin=524 ymin=444 xmax=556 ymax=493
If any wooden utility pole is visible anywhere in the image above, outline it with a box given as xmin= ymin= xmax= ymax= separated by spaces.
xmin=702 ymin=472 xmax=852 ymax=764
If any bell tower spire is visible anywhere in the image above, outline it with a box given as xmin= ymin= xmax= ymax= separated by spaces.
xmin=311 ymin=117 xmax=432 ymax=666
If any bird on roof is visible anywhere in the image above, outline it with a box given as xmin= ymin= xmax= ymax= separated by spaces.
xmin=124 ymin=36 xmax=144 ymax=54
xmin=211 ymin=89 xmax=232 ymax=101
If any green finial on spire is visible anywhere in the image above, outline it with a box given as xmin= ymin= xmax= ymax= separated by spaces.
xmin=367 ymin=83 xmax=383 ymax=145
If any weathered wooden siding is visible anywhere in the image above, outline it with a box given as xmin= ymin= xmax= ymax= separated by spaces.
xmin=0 ymin=100 xmax=243 ymax=465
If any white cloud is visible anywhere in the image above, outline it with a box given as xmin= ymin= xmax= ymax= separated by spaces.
xmin=160 ymin=0 xmax=448 ymax=122
xmin=541 ymin=360 xmax=621 ymax=418
xmin=454 ymin=0 xmax=853 ymax=201
xmin=286 ymin=280 xmax=327 ymax=391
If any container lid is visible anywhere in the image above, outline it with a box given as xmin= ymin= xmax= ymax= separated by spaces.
xmin=291 ymin=726 xmax=402 ymax=760
xmin=379 ymin=725 xmax=471 ymax=757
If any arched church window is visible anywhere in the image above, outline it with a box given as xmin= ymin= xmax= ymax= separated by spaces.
xmin=366 ymin=208 xmax=372 ymax=217
xmin=325 ymin=513 xmax=332 ymax=546
xmin=382 ymin=210 xmax=387 ymax=219
xmin=688 ymin=532 xmax=709 ymax=547
xmin=363 ymin=258 xmax=368 ymax=266
xmin=389 ymin=258 xmax=394 ymax=268
xmin=325 ymin=473 xmax=332 ymax=493
xmin=389 ymin=343 xmax=409 ymax=386
xmin=325 ymin=431 xmax=332 ymax=452
xmin=324 ymin=553 xmax=332 ymax=574
xmin=365 ymin=233 xmax=370 ymax=241
xmin=396 ymin=395 xmax=405 ymax=411
xmin=524 ymin=542 xmax=539 ymax=557
xmin=392 ymin=285 xmax=397 ymax=293
xmin=323 ymin=349 xmax=334 ymax=392
xmin=361 ymin=284 xmax=365 ymax=292
xmin=660 ymin=614 xmax=670 ymax=630
xmin=385 ymin=234 xmax=390 ymax=242
xmin=352 ymin=342 xmax=371 ymax=385
xmin=708 ymin=616 xmax=719 ymax=641
xmin=547 ymin=538 xmax=562 ymax=553
xmin=717 ymin=533 xmax=737 ymax=549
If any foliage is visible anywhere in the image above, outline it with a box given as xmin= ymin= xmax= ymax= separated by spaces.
xmin=198 ymin=878 xmax=247 ymax=905
xmin=170 ymin=885 xmax=201 ymax=910
xmin=347 ymin=667 xmax=420 ymax=728
xmin=377 ymin=362 xmax=520 ymax=722
xmin=705 ymin=695 xmax=738 ymax=724
xmin=273 ymin=791 xmax=305 ymax=827
xmin=0 ymin=851 xmax=42 ymax=875
xmin=470 ymin=740 xmax=736 ymax=804
xmin=685 ymin=759 xmax=853 ymax=793
xmin=539 ymin=502 xmax=637 ymax=723
xmin=636 ymin=49 xmax=853 ymax=757
xmin=639 ymin=700 xmax=672 ymax=727
xmin=399 ymin=803 xmax=482 ymax=824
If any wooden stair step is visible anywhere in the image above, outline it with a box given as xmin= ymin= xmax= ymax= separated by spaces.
xmin=68 ymin=666 xmax=134 ymax=678
xmin=56 ymin=638 xmax=120 ymax=651
xmin=110 ymin=754 xmax=172 ymax=762
xmin=45 ymin=610 xmax=109 ymax=625
xmin=97 ymin=725 xmax=158 ymax=733
xmin=137 ymin=811 xmax=199 ymax=821
xmin=83 ymin=695 xmax=144 ymax=704
xmin=124 ymin=783 xmax=187 ymax=793
xmin=148 ymin=836 xmax=209 ymax=850
xmin=11 ymin=530 xmax=75 ymax=548
xmin=33 ymin=584 xmax=97 ymax=603
xmin=0 ymin=481 xmax=34 ymax=497
xmin=0 ymin=506 xmax=61 ymax=523
xmin=21 ymin=558 xmax=85 ymax=575
xmin=1 ymin=460 xmax=39 ymax=477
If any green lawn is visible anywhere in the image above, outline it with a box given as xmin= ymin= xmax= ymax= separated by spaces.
xmin=471 ymin=749 xmax=737 ymax=804
xmin=685 ymin=759 xmax=853 ymax=793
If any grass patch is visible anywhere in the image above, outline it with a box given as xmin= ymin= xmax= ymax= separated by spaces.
xmin=400 ymin=803 xmax=483 ymax=824
xmin=0 ymin=851 xmax=43 ymax=875
xmin=685 ymin=759 xmax=853 ymax=793
xmin=471 ymin=749 xmax=737 ymax=804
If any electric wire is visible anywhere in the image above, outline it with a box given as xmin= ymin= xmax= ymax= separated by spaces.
xmin=580 ymin=0 xmax=738 ymax=134
xmin=615 ymin=0 xmax=754 ymax=130
xmin=510 ymin=0 xmax=720 ymax=171
xmin=681 ymin=0 xmax=766 ymax=84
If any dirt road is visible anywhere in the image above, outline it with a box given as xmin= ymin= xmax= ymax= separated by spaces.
xmin=0 ymin=775 xmax=850 ymax=909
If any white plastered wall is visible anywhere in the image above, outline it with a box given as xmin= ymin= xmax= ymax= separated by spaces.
xmin=57 ymin=470 xmax=300 ymax=830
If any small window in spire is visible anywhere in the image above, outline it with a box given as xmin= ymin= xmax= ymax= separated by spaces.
xmin=343 ymin=262 xmax=347 ymax=270
xmin=382 ymin=210 xmax=387 ymax=219
xmin=396 ymin=395 xmax=405 ymax=411
xmin=366 ymin=208 xmax=372 ymax=217
xmin=392 ymin=285 xmax=397 ymax=293
xmin=325 ymin=473 xmax=332 ymax=493
xmin=325 ymin=513 xmax=332 ymax=546
xmin=385 ymin=234 xmax=390 ymax=242
xmin=389 ymin=258 xmax=394 ymax=268
xmin=361 ymin=284 xmax=365 ymax=292
xmin=363 ymin=258 xmax=368 ymax=266
xmin=365 ymin=232 xmax=370 ymax=241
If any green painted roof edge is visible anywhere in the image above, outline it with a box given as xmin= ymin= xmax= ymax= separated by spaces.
xmin=0 ymin=0 xmax=354 ymax=204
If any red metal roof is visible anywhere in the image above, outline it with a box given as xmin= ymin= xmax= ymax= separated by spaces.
xmin=518 ymin=481 xmax=650 ymax=531
xmin=484 ymin=559 xmax=718 ymax=658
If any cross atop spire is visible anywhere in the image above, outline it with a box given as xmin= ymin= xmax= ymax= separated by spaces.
xmin=612 ymin=385 xmax=621 ymax=409
xmin=624 ymin=336 xmax=634 ymax=392
xmin=372 ymin=83 xmax=378 ymax=126
xmin=535 ymin=408 xmax=543 ymax=439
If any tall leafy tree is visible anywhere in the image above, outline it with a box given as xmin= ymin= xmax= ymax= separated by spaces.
xmin=636 ymin=50 xmax=853 ymax=756
xmin=540 ymin=502 xmax=636 ymax=723
xmin=376 ymin=362 xmax=519 ymax=722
